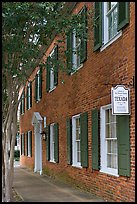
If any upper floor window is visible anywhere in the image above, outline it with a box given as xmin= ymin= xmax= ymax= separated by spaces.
xmin=103 ymin=2 xmax=118 ymax=44
xmin=35 ymin=67 xmax=42 ymax=102
xmin=94 ymin=2 xmax=129 ymax=51
xmin=46 ymin=46 xmax=58 ymax=92
xmin=66 ymin=6 xmax=87 ymax=74
xmin=20 ymin=89 xmax=25 ymax=115
xmin=26 ymin=82 xmax=32 ymax=110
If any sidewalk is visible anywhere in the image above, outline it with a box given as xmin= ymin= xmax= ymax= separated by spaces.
xmin=13 ymin=163 xmax=107 ymax=202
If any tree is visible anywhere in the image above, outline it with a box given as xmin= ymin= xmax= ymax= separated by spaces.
xmin=2 ymin=2 xmax=92 ymax=201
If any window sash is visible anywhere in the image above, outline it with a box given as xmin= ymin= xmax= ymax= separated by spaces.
xmin=50 ymin=124 xmax=55 ymax=162
xmin=27 ymin=131 xmax=31 ymax=156
xmin=72 ymin=29 xmax=81 ymax=70
xmin=103 ymin=2 xmax=118 ymax=45
xmin=72 ymin=114 xmax=81 ymax=167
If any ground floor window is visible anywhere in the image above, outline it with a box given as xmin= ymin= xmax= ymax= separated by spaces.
xmin=72 ymin=114 xmax=81 ymax=167
xmin=50 ymin=123 xmax=55 ymax=162
xmin=100 ymin=104 xmax=118 ymax=176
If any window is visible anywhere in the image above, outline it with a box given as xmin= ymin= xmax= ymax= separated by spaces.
xmin=21 ymin=133 xmax=25 ymax=155
xmin=50 ymin=123 xmax=55 ymax=162
xmin=100 ymin=104 xmax=118 ymax=176
xmin=35 ymin=67 xmax=42 ymax=102
xmin=27 ymin=131 xmax=32 ymax=157
xmin=46 ymin=46 xmax=58 ymax=92
xmin=66 ymin=6 xmax=87 ymax=74
xmin=94 ymin=2 xmax=129 ymax=51
xmin=72 ymin=29 xmax=81 ymax=70
xmin=46 ymin=123 xmax=59 ymax=163
xmin=102 ymin=2 xmax=121 ymax=47
xmin=26 ymin=82 xmax=32 ymax=110
xmin=72 ymin=114 xmax=81 ymax=167
xmin=20 ymin=89 xmax=25 ymax=115
xmin=66 ymin=112 xmax=88 ymax=168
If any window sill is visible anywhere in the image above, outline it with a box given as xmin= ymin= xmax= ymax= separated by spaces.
xmin=100 ymin=169 xmax=119 ymax=177
xmin=100 ymin=31 xmax=122 ymax=52
xmin=49 ymin=86 xmax=56 ymax=93
xmin=50 ymin=160 xmax=56 ymax=163
xmin=71 ymin=63 xmax=83 ymax=76
xmin=72 ymin=164 xmax=82 ymax=169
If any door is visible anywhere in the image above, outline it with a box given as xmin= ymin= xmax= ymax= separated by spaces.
xmin=34 ymin=121 xmax=42 ymax=174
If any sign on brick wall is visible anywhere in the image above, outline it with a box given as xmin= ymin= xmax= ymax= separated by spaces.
xmin=111 ymin=85 xmax=130 ymax=115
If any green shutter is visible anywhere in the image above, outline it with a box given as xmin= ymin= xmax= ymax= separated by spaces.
xmin=66 ymin=118 xmax=72 ymax=164
xmin=93 ymin=2 xmax=102 ymax=51
xmin=46 ymin=57 xmax=51 ymax=92
xmin=30 ymin=131 xmax=32 ymax=157
xmin=30 ymin=82 xmax=32 ymax=108
xmin=39 ymin=67 xmax=42 ymax=99
xmin=35 ymin=75 xmax=38 ymax=101
xmin=80 ymin=5 xmax=87 ymax=63
xmin=92 ymin=108 xmax=99 ymax=170
xmin=117 ymin=2 xmax=129 ymax=31
xmin=26 ymin=132 xmax=28 ymax=156
xmin=66 ymin=31 xmax=73 ymax=75
xmin=117 ymin=115 xmax=130 ymax=177
xmin=54 ymin=123 xmax=59 ymax=163
xmin=80 ymin=112 xmax=88 ymax=167
xmin=54 ymin=45 xmax=58 ymax=86
xmin=46 ymin=125 xmax=50 ymax=161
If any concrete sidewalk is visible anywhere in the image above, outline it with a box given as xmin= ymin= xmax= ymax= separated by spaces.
xmin=13 ymin=164 xmax=107 ymax=202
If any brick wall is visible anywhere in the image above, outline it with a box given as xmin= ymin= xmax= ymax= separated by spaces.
xmin=20 ymin=2 xmax=135 ymax=202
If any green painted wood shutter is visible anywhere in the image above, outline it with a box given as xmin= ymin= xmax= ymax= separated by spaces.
xmin=39 ymin=67 xmax=42 ymax=99
xmin=117 ymin=115 xmax=130 ymax=177
xmin=80 ymin=112 xmax=88 ymax=167
xmin=80 ymin=5 xmax=87 ymax=63
xmin=92 ymin=108 xmax=99 ymax=170
xmin=35 ymin=74 xmax=38 ymax=101
xmin=66 ymin=31 xmax=73 ymax=74
xmin=117 ymin=2 xmax=129 ymax=31
xmin=30 ymin=131 xmax=32 ymax=157
xmin=66 ymin=118 xmax=72 ymax=165
xmin=46 ymin=57 xmax=51 ymax=92
xmin=26 ymin=132 xmax=28 ymax=156
xmin=46 ymin=125 xmax=50 ymax=161
xmin=30 ymin=82 xmax=32 ymax=108
xmin=54 ymin=123 xmax=59 ymax=163
xmin=93 ymin=2 xmax=102 ymax=51
xmin=54 ymin=45 xmax=58 ymax=86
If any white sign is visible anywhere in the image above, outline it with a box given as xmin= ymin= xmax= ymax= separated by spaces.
xmin=111 ymin=85 xmax=130 ymax=115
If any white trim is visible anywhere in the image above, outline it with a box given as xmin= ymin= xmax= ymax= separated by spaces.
xmin=100 ymin=31 xmax=122 ymax=52
xmin=32 ymin=112 xmax=43 ymax=175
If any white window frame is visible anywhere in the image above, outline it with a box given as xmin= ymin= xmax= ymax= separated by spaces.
xmin=27 ymin=82 xmax=31 ymax=110
xmin=36 ymin=69 xmax=40 ymax=102
xmin=72 ymin=114 xmax=82 ymax=168
xmin=100 ymin=104 xmax=119 ymax=177
xmin=50 ymin=123 xmax=55 ymax=163
xmin=21 ymin=91 xmax=25 ymax=115
xmin=27 ymin=131 xmax=31 ymax=157
xmin=49 ymin=48 xmax=56 ymax=92
xmin=101 ymin=2 xmax=122 ymax=51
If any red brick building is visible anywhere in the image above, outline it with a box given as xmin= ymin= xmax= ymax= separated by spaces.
xmin=19 ymin=2 xmax=135 ymax=202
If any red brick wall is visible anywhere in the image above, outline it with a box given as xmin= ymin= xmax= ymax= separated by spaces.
xmin=20 ymin=2 xmax=135 ymax=202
